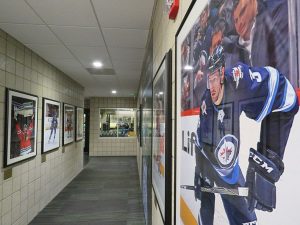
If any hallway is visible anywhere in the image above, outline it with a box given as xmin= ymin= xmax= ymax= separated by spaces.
xmin=29 ymin=157 xmax=145 ymax=225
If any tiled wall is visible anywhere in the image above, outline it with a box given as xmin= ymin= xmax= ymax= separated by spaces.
xmin=89 ymin=97 xmax=137 ymax=156
xmin=0 ymin=29 xmax=84 ymax=225
xmin=136 ymin=0 xmax=195 ymax=224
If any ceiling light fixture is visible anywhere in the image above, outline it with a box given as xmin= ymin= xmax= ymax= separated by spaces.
xmin=93 ymin=61 xmax=103 ymax=68
xmin=112 ymin=90 xmax=117 ymax=94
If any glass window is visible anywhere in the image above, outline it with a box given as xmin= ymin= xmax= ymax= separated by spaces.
xmin=99 ymin=108 xmax=136 ymax=137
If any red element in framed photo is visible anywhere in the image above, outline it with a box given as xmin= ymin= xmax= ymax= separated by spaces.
xmin=4 ymin=89 xmax=38 ymax=167
xmin=167 ymin=0 xmax=179 ymax=20
xmin=63 ymin=103 xmax=75 ymax=145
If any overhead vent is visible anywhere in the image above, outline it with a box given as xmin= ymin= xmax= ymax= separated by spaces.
xmin=86 ymin=68 xmax=116 ymax=76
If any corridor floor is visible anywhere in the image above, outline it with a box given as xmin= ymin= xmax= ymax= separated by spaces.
xmin=29 ymin=157 xmax=145 ymax=225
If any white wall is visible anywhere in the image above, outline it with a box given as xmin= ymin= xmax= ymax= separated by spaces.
xmin=0 ymin=29 xmax=84 ymax=225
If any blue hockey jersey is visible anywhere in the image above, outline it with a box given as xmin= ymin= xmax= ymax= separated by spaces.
xmin=196 ymin=62 xmax=298 ymax=185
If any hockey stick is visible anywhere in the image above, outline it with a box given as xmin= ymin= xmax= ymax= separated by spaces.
xmin=180 ymin=185 xmax=248 ymax=197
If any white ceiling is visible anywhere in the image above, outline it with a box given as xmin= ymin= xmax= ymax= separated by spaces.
xmin=0 ymin=0 xmax=155 ymax=97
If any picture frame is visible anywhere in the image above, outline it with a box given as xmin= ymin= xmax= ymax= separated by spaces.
xmin=139 ymin=103 xmax=142 ymax=147
xmin=175 ymin=0 xmax=299 ymax=224
xmin=4 ymin=89 xmax=38 ymax=167
xmin=42 ymin=98 xmax=60 ymax=153
xmin=152 ymin=49 xmax=172 ymax=224
xmin=63 ymin=103 xmax=75 ymax=145
xmin=76 ymin=107 xmax=84 ymax=141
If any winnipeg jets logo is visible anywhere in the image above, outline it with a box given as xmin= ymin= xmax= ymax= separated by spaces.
xmin=218 ymin=141 xmax=235 ymax=166
xmin=217 ymin=109 xmax=225 ymax=123
xmin=232 ymin=65 xmax=243 ymax=89
xmin=215 ymin=135 xmax=239 ymax=168
xmin=201 ymin=100 xmax=207 ymax=115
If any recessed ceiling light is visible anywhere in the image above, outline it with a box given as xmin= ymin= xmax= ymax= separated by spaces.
xmin=112 ymin=90 xmax=117 ymax=94
xmin=93 ymin=61 xmax=102 ymax=68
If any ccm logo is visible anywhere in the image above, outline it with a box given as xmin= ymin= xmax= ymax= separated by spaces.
xmin=249 ymin=152 xmax=274 ymax=173
xmin=242 ymin=221 xmax=257 ymax=225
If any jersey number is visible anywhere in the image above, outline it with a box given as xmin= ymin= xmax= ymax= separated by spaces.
xmin=249 ymin=70 xmax=262 ymax=82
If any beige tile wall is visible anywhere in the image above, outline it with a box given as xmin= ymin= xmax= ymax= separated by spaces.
xmin=0 ymin=29 xmax=84 ymax=225
xmin=136 ymin=0 xmax=195 ymax=224
xmin=89 ymin=97 xmax=137 ymax=156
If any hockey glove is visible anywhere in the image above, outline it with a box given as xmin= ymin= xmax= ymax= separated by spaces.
xmin=194 ymin=172 xmax=202 ymax=200
xmin=246 ymin=148 xmax=284 ymax=212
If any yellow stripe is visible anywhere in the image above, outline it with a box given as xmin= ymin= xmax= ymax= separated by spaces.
xmin=159 ymin=163 xmax=165 ymax=176
xmin=180 ymin=196 xmax=197 ymax=225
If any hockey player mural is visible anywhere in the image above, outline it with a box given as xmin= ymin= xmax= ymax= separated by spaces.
xmin=176 ymin=0 xmax=300 ymax=224
xmin=194 ymin=45 xmax=297 ymax=224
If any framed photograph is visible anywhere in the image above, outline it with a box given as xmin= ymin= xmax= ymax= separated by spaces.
xmin=63 ymin=103 xmax=75 ymax=145
xmin=152 ymin=49 xmax=172 ymax=224
xmin=175 ymin=0 xmax=300 ymax=225
xmin=42 ymin=98 xmax=60 ymax=153
xmin=76 ymin=107 xmax=84 ymax=141
xmin=141 ymin=80 xmax=153 ymax=225
xmin=138 ymin=104 xmax=142 ymax=147
xmin=4 ymin=89 xmax=38 ymax=167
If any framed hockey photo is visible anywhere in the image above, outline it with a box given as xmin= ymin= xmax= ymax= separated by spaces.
xmin=175 ymin=0 xmax=300 ymax=225
xmin=4 ymin=89 xmax=38 ymax=167
xmin=63 ymin=103 xmax=75 ymax=145
xmin=138 ymin=104 xmax=142 ymax=147
xmin=42 ymin=98 xmax=60 ymax=153
xmin=152 ymin=49 xmax=172 ymax=224
xmin=76 ymin=107 xmax=84 ymax=141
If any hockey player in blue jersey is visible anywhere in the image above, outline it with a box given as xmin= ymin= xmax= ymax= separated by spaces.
xmin=194 ymin=45 xmax=298 ymax=225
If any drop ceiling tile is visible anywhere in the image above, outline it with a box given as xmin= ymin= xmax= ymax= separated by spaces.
xmin=0 ymin=23 xmax=60 ymax=45
xmin=109 ymin=47 xmax=145 ymax=61
xmin=68 ymin=45 xmax=112 ymax=68
xmin=92 ymin=0 xmax=154 ymax=29
xmin=46 ymin=57 xmax=79 ymax=68
xmin=114 ymin=60 xmax=143 ymax=71
xmin=91 ymin=76 xmax=119 ymax=89
xmin=115 ymin=70 xmax=140 ymax=79
xmin=50 ymin=26 xmax=105 ymax=46
xmin=26 ymin=44 xmax=74 ymax=59
xmin=93 ymin=75 xmax=118 ymax=82
xmin=0 ymin=0 xmax=43 ymax=24
xmin=61 ymin=67 xmax=90 ymax=79
xmin=26 ymin=0 xmax=97 ymax=26
xmin=103 ymin=28 xmax=148 ymax=48
xmin=116 ymin=87 xmax=138 ymax=96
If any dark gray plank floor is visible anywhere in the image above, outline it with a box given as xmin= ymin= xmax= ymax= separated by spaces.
xmin=30 ymin=157 xmax=145 ymax=225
